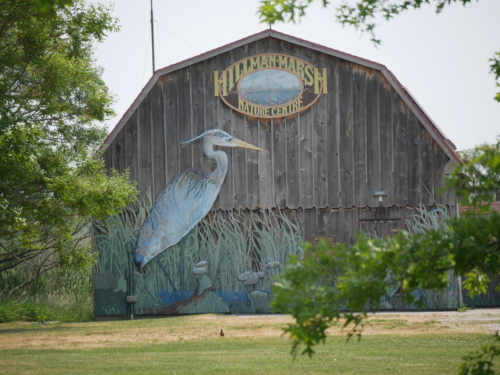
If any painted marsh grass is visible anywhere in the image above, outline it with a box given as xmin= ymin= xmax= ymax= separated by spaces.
xmin=94 ymin=186 xmax=304 ymax=315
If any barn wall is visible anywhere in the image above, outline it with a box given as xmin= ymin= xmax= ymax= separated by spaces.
xmin=102 ymin=36 xmax=455 ymax=231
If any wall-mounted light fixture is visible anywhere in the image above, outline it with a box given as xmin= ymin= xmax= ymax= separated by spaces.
xmin=374 ymin=191 xmax=388 ymax=206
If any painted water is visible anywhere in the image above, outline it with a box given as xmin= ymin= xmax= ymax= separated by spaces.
xmin=239 ymin=69 xmax=301 ymax=106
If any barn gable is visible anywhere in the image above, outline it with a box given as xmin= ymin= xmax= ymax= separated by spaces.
xmin=95 ymin=31 xmax=463 ymax=319
xmin=103 ymin=30 xmax=460 ymax=211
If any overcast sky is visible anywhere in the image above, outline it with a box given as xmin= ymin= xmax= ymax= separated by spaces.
xmin=88 ymin=0 xmax=499 ymax=151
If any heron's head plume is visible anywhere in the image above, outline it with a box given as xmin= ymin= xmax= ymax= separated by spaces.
xmin=182 ymin=129 xmax=263 ymax=151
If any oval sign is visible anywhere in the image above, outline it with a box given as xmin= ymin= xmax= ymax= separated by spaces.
xmin=214 ymin=53 xmax=327 ymax=119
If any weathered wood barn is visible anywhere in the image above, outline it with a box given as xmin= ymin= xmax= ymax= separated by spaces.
xmin=94 ymin=30 xmax=464 ymax=319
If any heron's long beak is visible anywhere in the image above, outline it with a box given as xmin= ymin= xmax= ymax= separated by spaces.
xmin=230 ymin=138 xmax=264 ymax=151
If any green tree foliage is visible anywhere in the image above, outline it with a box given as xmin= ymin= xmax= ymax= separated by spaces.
xmin=459 ymin=333 xmax=500 ymax=375
xmin=490 ymin=52 xmax=500 ymax=103
xmin=270 ymin=138 xmax=500 ymax=370
xmin=27 ymin=0 xmax=74 ymax=16
xmin=258 ymin=0 xmax=500 ymax=102
xmin=0 ymin=0 xmax=137 ymax=292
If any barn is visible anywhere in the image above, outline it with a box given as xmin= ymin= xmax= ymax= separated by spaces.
xmin=94 ymin=30 xmax=464 ymax=320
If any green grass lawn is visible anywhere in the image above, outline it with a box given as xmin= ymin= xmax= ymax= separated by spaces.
xmin=0 ymin=330 xmax=492 ymax=374
xmin=0 ymin=312 xmax=497 ymax=374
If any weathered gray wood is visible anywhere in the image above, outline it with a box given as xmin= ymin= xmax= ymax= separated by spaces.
xmin=231 ymin=110 xmax=248 ymax=209
xmin=366 ymin=69 xmax=380 ymax=206
xmin=216 ymin=50 xmax=235 ymax=211
xmin=318 ymin=207 xmax=331 ymax=238
xmin=327 ymin=208 xmax=341 ymax=243
xmin=285 ymin=115 xmax=300 ymax=209
xmin=311 ymin=102 xmax=328 ymax=208
xmin=138 ymin=94 xmax=152 ymax=195
xmin=203 ymin=56 xmax=218 ymax=189
xmin=393 ymin=96 xmax=408 ymax=206
xmin=113 ymin=127 xmax=126 ymax=173
xmin=433 ymin=140 xmax=448 ymax=205
xmin=102 ymin=145 xmax=113 ymax=172
xmin=275 ymin=39 xmax=300 ymax=210
xmin=245 ymin=115 xmax=260 ymax=209
xmin=310 ymin=51 xmax=333 ymax=208
xmin=151 ymin=81 xmax=166 ymax=199
xmin=178 ymin=67 xmax=193 ymax=173
xmin=407 ymin=112 xmax=421 ymax=205
xmin=164 ymin=72 xmax=180 ymax=187
xmin=303 ymin=208 xmax=317 ymax=240
xmin=258 ymin=119 xmax=273 ymax=209
xmin=273 ymin=117 xmax=287 ymax=208
xmin=419 ymin=125 xmax=435 ymax=206
xmin=361 ymin=218 xmax=400 ymax=238
xmin=125 ymin=111 xmax=139 ymax=182
xmin=338 ymin=60 xmax=354 ymax=208
xmin=352 ymin=65 xmax=368 ymax=207
xmin=379 ymin=79 xmax=394 ymax=207
xmin=297 ymin=45 xmax=326 ymax=208
xmin=326 ymin=58 xmax=341 ymax=208
xmin=227 ymin=46 xmax=248 ymax=210
xmin=343 ymin=208 xmax=357 ymax=245
xmin=190 ymin=62 xmax=206 ymax=172
xmin=299 ymin=111 xmax=313 ymax=208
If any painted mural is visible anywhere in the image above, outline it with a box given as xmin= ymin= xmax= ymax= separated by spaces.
xmin=94 ymin=198 xmax=304 ymax=316
xmin=94 ymin=200 xmax=460 ymax=316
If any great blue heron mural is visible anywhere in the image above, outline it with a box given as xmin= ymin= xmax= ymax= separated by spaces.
xmin=134 ymin=129 xmax=264 ymax=268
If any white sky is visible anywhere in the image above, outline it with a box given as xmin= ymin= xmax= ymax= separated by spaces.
xmin=88 ymin=0 xmax=499 ymax=151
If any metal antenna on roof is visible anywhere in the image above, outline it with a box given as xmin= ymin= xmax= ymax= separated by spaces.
xmin=150 ymin=0 xmax=156 ymax=74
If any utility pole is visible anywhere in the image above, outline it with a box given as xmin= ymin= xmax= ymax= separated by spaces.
xmin=150 ymin=0 xmax=156 ymax=74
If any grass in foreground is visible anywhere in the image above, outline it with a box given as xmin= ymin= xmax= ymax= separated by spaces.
xmin=0 ymin=334 xmax=490 ymax=374
xmin=0 ymin=313 xmax=497 ymax=374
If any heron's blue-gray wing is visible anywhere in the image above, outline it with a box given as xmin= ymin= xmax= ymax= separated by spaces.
xmin=134 ymin=168 xmax=220 ymax=267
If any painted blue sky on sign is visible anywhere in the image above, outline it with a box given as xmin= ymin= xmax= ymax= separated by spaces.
xmin=239 ymin=69 xmax=301 ymax=106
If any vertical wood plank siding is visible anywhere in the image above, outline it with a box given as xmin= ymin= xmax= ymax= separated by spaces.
xmin=102 ymin=37 xmax=455 ymax=241
xmin=138 ymin=96 xmax=152 ymax=194
xmin=125 ymin=111 xmax=138 ymax=182
xmin=151 ymin=80 xmax=166 ymax=198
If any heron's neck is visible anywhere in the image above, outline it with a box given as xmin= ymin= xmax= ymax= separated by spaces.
xmin=204 ymin=141 xmax=228 ymax=185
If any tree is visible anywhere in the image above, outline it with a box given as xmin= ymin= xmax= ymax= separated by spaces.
xmin=0 ymin=0 xmax=137 ymax=292
xmin=270 ymin=137 xmax=500 ymax=374
xmin=27 ymin=0 xmax=74 ymax=16
xmin=258 ymin=0 xmax=500 ymax=103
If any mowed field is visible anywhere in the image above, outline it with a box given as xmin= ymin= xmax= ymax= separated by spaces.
xmin=0 ymin=309 xmax=498 ymax=374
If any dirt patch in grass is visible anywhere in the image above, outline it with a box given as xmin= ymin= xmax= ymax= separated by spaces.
xmin=0 ymin=309 xmax=497 ymax=350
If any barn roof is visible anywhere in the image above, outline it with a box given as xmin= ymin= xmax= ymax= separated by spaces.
xmin=103 ymin=29 xmax=462 ymax=164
